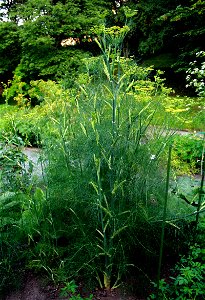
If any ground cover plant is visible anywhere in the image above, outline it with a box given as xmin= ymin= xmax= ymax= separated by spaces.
xmin=0 ymin=23 xmax=204 ymax=299
xmin=148 ymin=244 xmax=205 ymax=300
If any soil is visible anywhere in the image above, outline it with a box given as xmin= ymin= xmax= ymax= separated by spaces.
xmin=5 ymin=273 xmax=143 ymax=300
xmin=5 ymin=274 xmax=46 ymax=300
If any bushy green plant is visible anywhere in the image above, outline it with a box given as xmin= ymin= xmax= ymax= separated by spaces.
xmin=0 ymin=186 xmax=53 ymax=294
xmin=171 ymin=134 xmax=204 ymax=175
xmin=40 ymin=25 xmax=176 ymax=290
xmin=148 ymin=244 xmax=205 ymax=299
xmin=60 ymin=280 xmax=93 ymax=300
xmin=0 ymin=158 xmax=56 ymax=295
xmin=0 ymin=133 xmax=33 ymax=192
xmin=0 ymin=104 xmax=39 ymax=146
xmin=0 ymin=79 xmax=76 ymax=146
xmin=2 ymin=65 xmax=30 ymax=106
xmin=196 ymin=216 xmax=205 ymax=247
xmin=0 ymin=126 xmax=54 ymax=294
xmin=0 ymin=105 xmax=18 ymax=140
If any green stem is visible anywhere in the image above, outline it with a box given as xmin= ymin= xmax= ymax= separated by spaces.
xmin=195 ymin=134 xmax=205 ymax=232
xmin=157 ymin=144 xmax=172 ymax=291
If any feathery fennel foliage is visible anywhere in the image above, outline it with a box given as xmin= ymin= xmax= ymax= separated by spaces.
xmin=43 ymin=26 xmax=174 ymax=289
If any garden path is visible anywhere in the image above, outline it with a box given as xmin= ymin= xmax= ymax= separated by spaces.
xmin=23 ymin=129 xmax=204 ymax=179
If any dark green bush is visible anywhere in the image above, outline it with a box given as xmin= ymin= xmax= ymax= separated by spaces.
xmin=148 ymin=244 xmax=205 ymax=300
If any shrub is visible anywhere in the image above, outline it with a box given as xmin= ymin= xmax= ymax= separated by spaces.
xmin=148 ymin=244 xmax=205 ymax=299
xmin=0 ymin=133 xmax=34 ymax=192
xmin=186 ymin=51 xmax=205 ymax=97
xmin=171 ymin=134 xmax=204 ymax=175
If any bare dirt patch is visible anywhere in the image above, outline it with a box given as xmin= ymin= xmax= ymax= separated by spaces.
xmin=4 ymin=274 xmax=143 ymax=300
xmin=5 ymin=274 xmax=46 ymax=300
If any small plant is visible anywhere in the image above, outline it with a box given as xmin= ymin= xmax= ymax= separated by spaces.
xmin=171 ymin=133 xmax=204 ymax=175
xmin=0 ymin=133 xmax=33 ymax=192
xmin=148 ymin=244 xmax=205 ymax=299
xmin=60 ymin=280 xmax=93 ymax=300
xmin=2 ymin=65 xmax=30 ymax=106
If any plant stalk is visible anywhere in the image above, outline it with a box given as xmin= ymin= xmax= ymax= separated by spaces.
xmin=195 ymin=133 xmax=205 ymax=232
xmin=157 ymin=144 xmax=172 ymax=291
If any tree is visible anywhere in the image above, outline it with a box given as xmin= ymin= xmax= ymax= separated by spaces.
xmin=0 ymin=21 xmax=21 ymax=80
xmin=0 ymin=0 xmax=114 ymax=101
xmin=126 ymin=0 xmax=205 ymax=71
xmin=110 ymin=0 xmax=204 ymax=94
xmin=163 ymin=0 xmax=205 ymax=72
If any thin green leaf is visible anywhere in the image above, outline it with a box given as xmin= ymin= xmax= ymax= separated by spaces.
xmin=111 ymin=225 xmax=128 ymax=239
xmin=112 ymin=180 xmax=126 ymax=194
xmin=80 ymin=123 xmax=88 ymax=137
